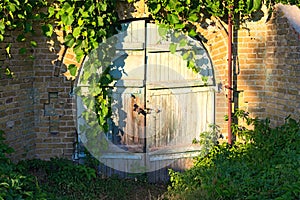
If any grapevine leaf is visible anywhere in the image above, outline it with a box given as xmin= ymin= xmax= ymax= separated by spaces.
xmin=179 ymin=38 xmax=187 ymax=47
xmin=188 ymin=13 xmax=199 ymax=22
xmin=167 ymin=14 xmax=180 ymax=24
xmin=30 ymin=41 xmax=37 ymax=47
xmin=73 ymin=27 xmax=81 ymax=38
xmin=48 ymin=6 xmax=55 ymax=18
xmin=68 ymin=64 xmax=77 ymax=76
xmin=182 ymin=51 xmax=190 ymax=60
xmin=16 ymin=34 xmax=26 ymax=42
xmin=152 ymin=4 xmax=161 ymax=14
xmin=97 ymin=16 xmax=104 ymax=26
xmin=169 ymin=43 xmax=177 ymax=54
xmin=6 ymin=44 xmax=12 ymax=57
xmin=42 ymin=24 xmax=53 ymax=37
xmin=174 ymin=23 xmax=185 ymax=29
xmin=61 ymin=14 xmax=74 ymax=26
xmin=188 ymin=29 xmax=197 ymax=37
xmin=158 ymin=24 xmax=168 ymax=37
xmin=0 ymin=20 xmax=5 ymax=33
xmin=64 ymin=34 xmax=75 ymax=47
xmin=187 ymin=60 xmax=195 ymax=70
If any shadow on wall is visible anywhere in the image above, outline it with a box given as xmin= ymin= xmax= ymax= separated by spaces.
xmin=263 ymin=4 xmax=300 ymax=126
xmin=231 ymin=4 xmax=300 ymax=127
xmin=0 ymin=20 xmax=78 ymax=161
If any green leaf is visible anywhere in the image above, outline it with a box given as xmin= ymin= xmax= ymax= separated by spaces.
xmin=68 ymin=64 xmax=77 ymax=76
xmin=158 ymin=24 xmax=168 ymax=37
xmin=48 ymin=6 xmax=55 ymax=18
xmin=64 ymin=34 xmax=75 ymax=47
xmin=188 ymin=13 xmax=199 ymax=22
xmin=101 ymin=3 xmax=107 ymax=11
xmin=97 ymin=16 xmax=104 ymax=26
xmin=182 ymin=51 xmax=190 ymax=60
xmin=174 ymin=23 xmax=185 ymax=29
xmin=169 ymin=43 xmax=177 ymax=54
xmin=30 ymin=41 xmax=37 ymax=47
xmin=0 ymin=20 xmax=5 ymax=33
xmin=7 ymin=2 xmax=16 ymax=13
xmin=187 ymin=60 xmax=195 ymax=69
xmin=179 ymin=38 xmax=187 ymax=47
xmin=102 ymin=105 xmax=109 ymax=116
xmin=78 ymin=18 xmax=84 ymax=26
xmin=74 ymin=48 xmax=85 ymax=62
xmin=61 ymin=14 xmax=74 ymax=26
xmin=166 ymin=0 xmax=177 ymax=10
xmin=42 ymin=24 xmax=53 ymax=37
xmin=16 ymin=34 xmax=26 ymax=42
xmin=73 ymin=27 xmax=81 ymax=38
xmin=5 ymin=44 xmax=11 ymax=57
xmin=62 ymin=2 xmax=72 ymax=12
xmin=5 ymin=67 xmax=13 ymax=78
xmin=167 ymin=14 xmax=180 ymax=24
xmin=17 ymin=13 xmax=25 ymax=19
xmin=152 ymin=4 xmax=161 ymax=14
xmin=188 ymin=29 xmax=197 ymax=37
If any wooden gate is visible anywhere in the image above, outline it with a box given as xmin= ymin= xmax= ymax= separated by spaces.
xmin=77 ymin=19 xmax=215 ymax=182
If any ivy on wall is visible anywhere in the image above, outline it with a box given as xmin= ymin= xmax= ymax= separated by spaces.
xmin=1 ymin=0 xmax=300 ymax=75
xmin=0 ymin=0 xmax=300 ymax=133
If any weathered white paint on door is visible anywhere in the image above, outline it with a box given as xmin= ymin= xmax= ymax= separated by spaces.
xmin=77 ymin=19 xmax=215 ymax=182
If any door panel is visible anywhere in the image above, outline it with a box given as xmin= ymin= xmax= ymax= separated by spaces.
xmin=146 ymin=87 xmax=214 ymax=150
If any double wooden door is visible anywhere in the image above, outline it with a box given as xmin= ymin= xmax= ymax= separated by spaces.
xmin=76 ymin=19 xmax=215 ymax=182
xmin=96 ymin=20 xmax=215 ymax=182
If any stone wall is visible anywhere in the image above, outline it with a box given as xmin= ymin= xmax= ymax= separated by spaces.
xmin=0 ymin=2 xmax=299 ymax=161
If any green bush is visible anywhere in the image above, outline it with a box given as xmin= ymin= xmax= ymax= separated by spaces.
xmin=17 ymin=157 xmax=165 ymax=200
xmin=0 ymin=131 xmax=166 ymax=200
xmin=0 ymin=130 xmax=47 ymax=200
xmin=167 ymin=114 xmax=300 ymax=200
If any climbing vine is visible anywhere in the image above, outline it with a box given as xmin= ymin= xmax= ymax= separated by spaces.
xmin=1 ymin=0 xmax=300 ymax=134
xmin=147 ymin=0 xmax=300 ymax=30
xmin=0 ymin=0 xmax=120 ymax=136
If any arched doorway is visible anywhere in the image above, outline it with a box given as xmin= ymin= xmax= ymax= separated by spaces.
xmin=76 ymin=19 xmax=216 ymax=182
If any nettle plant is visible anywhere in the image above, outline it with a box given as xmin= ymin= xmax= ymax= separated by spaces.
xmin=1 ymin=0 xmax=300 ymax=133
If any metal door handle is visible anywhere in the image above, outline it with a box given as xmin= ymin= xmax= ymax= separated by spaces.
xmin=131 ymin=94 xmax=161 ymax=115
xmin=133 ymin=103 xmax=147 ymax=116
xmin=133 ymin=104 xmax=161 ymax=115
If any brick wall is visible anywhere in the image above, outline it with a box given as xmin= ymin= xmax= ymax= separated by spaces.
xmin=0 ymin=31 xmax=36 ymax=161
xmin=195 ymin=20 xmax=229 ymax=134
xmin=200 ymin=4 xmax=299 ymax=134
xmin=32 ymin=29 xmax=76 ymax=160
xmin=0 ymin=3 xmax=299 ymax=161
xmin=0 ymin=27 xmax=76 ymax=161
xmin=264 ymin=5 xmax=300 ymax=125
